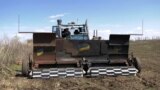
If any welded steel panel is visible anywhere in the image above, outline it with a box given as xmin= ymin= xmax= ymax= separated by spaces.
xmin=56 ymin=40 xmax=102 ymax=57
xmin=108 ymin=34 xmax=130 ymax=60
xmin=33 ymin=33 xmax=56 ymax=65
xmin=109 ymin=34 xmax=130 ymax=45
xmin=100 ymin=40 xmax=109 ymax=55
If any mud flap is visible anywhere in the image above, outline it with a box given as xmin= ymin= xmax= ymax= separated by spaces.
xmin=87 ymin=67 xmax=138 ymax=76
xmin=29 ymin=68 xmax=85 ymax=78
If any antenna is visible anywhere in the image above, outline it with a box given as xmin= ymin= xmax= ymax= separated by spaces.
xmin=93 ymin=30 xmax=95 ymax=37
xmin=128 ymin=19 xmax=144 ymax=36
xmin=142 ymin=19 xmax=144 ymax=35
xmin=77 ymin=18 xmax=78 ymax=24
xmin=96 ymin=30 xmax=98 ymax=37
xmin=85 ymin=19 xmax=88 ymax=31
xmin=18 ymin=15 xmax=20 ymax=33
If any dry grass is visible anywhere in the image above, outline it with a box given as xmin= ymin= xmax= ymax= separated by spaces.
xmin=0 ymin=38 xmax=160 ymax=90
xmin=0 ymin=36 xmax=31 ymax=78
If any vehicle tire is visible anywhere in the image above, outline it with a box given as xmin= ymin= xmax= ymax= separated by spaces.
xmin=22 ymin=59 xmax=29 ymax=76
xmin=133 ymin=58 xmax=141 ymax=73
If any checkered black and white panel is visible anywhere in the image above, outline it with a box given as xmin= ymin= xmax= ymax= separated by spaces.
xmin=30 ymin=68 xmax=84 ymax=78
xmin=88 ymin=67 xmax=138 ymax=76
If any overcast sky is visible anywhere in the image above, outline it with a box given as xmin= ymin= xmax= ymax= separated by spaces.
xmin=0 ymin=0 xmax=160 ymax=40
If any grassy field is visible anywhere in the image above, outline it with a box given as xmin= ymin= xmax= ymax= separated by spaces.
xmin=0 ymin=38 xmax=160 ymax=90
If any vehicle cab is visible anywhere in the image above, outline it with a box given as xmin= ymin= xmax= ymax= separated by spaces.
xmin=52 ymin=19 xmax=89 ymax=40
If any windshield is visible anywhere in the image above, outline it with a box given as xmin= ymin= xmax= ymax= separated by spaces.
xmin=70 ymin=34 xmax=89 ymax=40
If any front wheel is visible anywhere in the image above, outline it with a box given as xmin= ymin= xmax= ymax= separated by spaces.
xmin=22 ymin=59 xmax=29 ymax=76
xmin=133 ymin=58 xmax=141 ymax=73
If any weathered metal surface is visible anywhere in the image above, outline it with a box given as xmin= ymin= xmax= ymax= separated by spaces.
xmin=33 ymin=33 xmax=56 ymax=65
xmin=56 ymin=40 xmax=103 ymax=57
xmin=56 ymin=39 xmax=79 ymax=64
xmin=108 ymin=35 xmax=130 ymax=60
xmin=33 ymin=54 xmax=56 ymax=64
xmin=100 ymin=40 xmax=109 ymax=55
xmin=33 ymin=33 xmax=56 ymax=44
xmin=109 ymin=34 xmax=130 ymax=45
